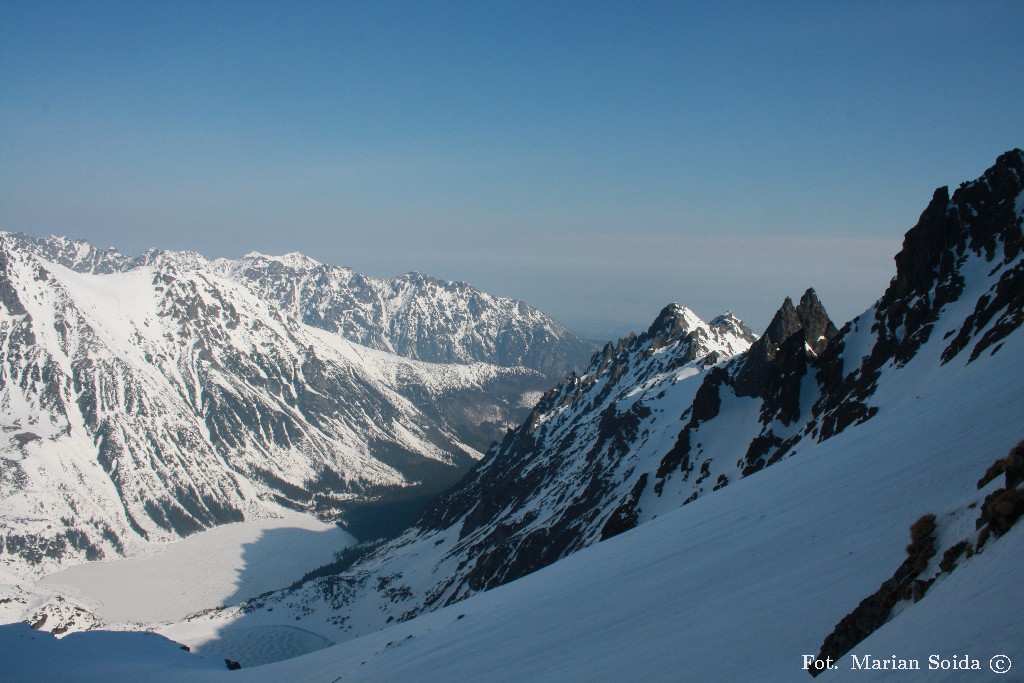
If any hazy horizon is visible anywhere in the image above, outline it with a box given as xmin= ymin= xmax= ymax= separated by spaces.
xmin=3 ymin=1 xmax=1021 ymax=338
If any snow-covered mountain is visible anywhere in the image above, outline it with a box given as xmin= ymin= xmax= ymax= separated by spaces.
xmin=216 ymin=253 xmax=597 ymax=378
xmin=0 ymin=240 xmax=555 ymax=579
xmin=128 ymin=149 xmax=1024 ymax=671
xmin=3 ymin=149 xmax=1022 ymax=681
xmin=5 ymin=235 xmax=597 ymax=379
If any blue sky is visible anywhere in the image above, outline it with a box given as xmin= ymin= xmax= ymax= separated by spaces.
xmin=2 ymin=1 xmax=1022 ymax=337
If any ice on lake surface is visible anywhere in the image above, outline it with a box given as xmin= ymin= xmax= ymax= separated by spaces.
xmin=195 ymin=624 xmax=335 ymax=667
xmin=39 ymin=515 xmax=355 ymax=623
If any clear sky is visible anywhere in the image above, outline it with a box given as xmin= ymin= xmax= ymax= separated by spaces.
xmin=1 ymin=1 xmax=1021 ymax=338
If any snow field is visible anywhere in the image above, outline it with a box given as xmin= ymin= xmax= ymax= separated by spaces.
xmin=38 ymin=515 xmax=354 ymax=624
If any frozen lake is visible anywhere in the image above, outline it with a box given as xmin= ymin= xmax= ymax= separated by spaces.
xmin=39 ymin=515 xmax=355 ymax=624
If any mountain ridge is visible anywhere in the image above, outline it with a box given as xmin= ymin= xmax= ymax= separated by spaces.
xmin=3 ymin=233 xmax=598 ymax=378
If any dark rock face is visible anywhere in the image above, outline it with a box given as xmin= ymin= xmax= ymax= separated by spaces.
xmin=758 ymin=289 xmax=838 ymax=426
xmin=731 ymin=297 xmax=800 ymax=398
xmin=808 ymin=514 xmax=938 ymax=676
xmin=975 ymin=441 xmax=1024 ymax=538
xmin=734 ymin=288 xmax=837 ymax=398
xmin=796 ymin=288 xmax=840 ymax=355
xmin=601 ymin=473 xmax=649 ymax=540
xmin=812 ymin=149 xmax=1024 ymax=443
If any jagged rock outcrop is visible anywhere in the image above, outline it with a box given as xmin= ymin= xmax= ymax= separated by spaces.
xmin=810 ymin=439 xmax=1024 ymax=675
xmin=810 ymin=149 xmax=1024 ymax=442
xmin=732 ymin=288 xmax=837 ymax=397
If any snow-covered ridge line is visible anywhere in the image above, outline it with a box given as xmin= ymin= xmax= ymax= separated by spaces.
xmin=2 ymin=231 xmax=598 ymax=377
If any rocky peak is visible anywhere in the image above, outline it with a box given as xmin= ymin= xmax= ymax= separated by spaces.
xmin=795 ymin=288 xmax=839 ymax=356
xmin=733 ymin=289 xmax=836 ymax=397
xmin=866 ymin=148 xmax=1024 ymax=368
xmin=891 ymin=148 xmax=1023 ymax=303
xmin=752 ymin=288 xmax=836 ymax=360
xmin=710 ymin=311 xmax=758 ymax=344
xmin=641 ymin=303 xmax=701 ymax=347
xmin=760 ymin=297 xmax=801 ymax=356
xmin=813 ymin=149 xmax=1024 ymax=441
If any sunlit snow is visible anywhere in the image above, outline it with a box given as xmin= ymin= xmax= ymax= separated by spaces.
xmin=38 ymin=515 xmax=353 ymax=624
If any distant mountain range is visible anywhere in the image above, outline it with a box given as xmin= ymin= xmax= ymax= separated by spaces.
xmin=7 ymin=234 xmax=597 ymax=378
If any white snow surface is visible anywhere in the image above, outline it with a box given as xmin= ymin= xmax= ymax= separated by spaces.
xmin=37 ymin=515 xmax=354 ymax=624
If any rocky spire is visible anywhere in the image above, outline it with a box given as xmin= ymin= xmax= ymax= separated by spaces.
xmin=795 ymin=288 xmax=839 ymax=356
xmin=733 ymin=289 xmax=837 ymax=397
